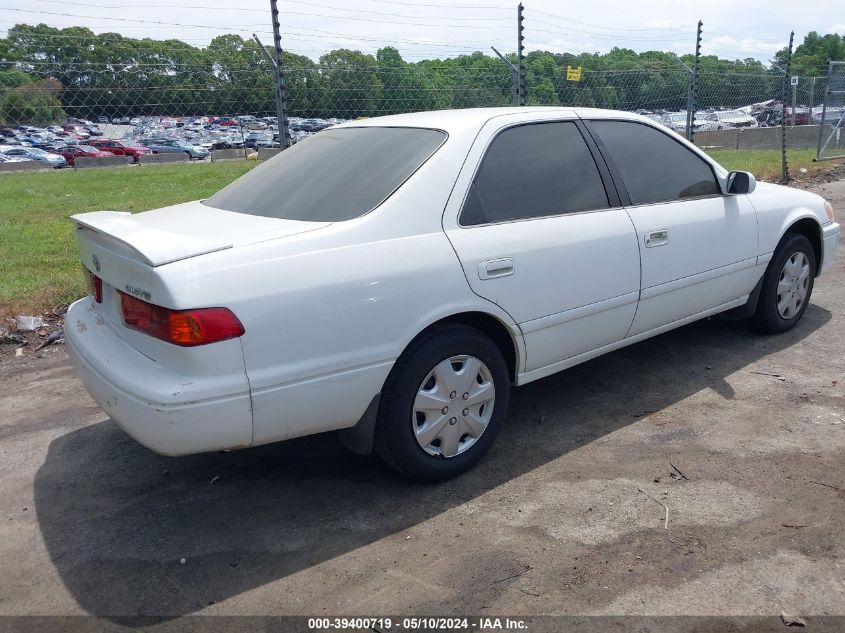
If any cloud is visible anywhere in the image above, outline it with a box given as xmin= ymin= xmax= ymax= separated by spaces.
xmin=643 ymin=19 xmax=695 ymax=30
xmin=706 ymin=35 xmax=784 ymax=60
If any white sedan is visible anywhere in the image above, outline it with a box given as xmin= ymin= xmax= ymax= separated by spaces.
xmin=700 ymin=109 xmax=759 ymax=130
xmin=65 ymin=107 xmax=840 ymax=481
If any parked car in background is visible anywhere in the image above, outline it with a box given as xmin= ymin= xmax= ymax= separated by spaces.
xmin=89 ymin=139 xmax=151 ymax=163
xmin=701 ymin=109 xmax=759 ymax=130
xmin=0 ymin=145 xmax=67 ymax=168
xmin=65 ymin=107 xmax=839 ymax=482
xmin=0 ymin=153 xmax=34 ymax=165
xmin=650 ymin=111 xmax=710 ymax=135
xmin=53 ymin=144 xmax=115 ymax=166
xmin=62 ymin=125 xmax=90 ymax=139
xmin=243 ymin=132 xmax=275 ymax=149
xmin=141 ymin=138 xmax=210 ymax=159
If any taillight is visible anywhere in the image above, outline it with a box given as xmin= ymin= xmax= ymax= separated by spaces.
xmin=118 ymin=291 xmax=244 ymax=346
xmin=86 ymin=269 xmax=103 ymax=303
xmin=93 ymin=275 xmax=103 ymax=303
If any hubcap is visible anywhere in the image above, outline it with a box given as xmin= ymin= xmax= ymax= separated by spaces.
xmin=776 ymin=251 xmax=810 ymax=320
xmin=412 ymin=355 xmax=495 ymax=458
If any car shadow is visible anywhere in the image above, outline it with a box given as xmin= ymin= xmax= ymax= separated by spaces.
xmin=34 ymin=305 xmax=831 ymax=620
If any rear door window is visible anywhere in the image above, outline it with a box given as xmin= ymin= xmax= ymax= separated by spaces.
xmin=460 ymin=121 xmax=609 ymax=226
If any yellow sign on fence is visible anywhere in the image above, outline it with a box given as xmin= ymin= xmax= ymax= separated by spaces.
xmin=566 ymin=65 xmax=582 ymax=81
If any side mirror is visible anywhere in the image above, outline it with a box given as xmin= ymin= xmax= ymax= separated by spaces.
xmin=726 ymin=170 xmax=756 ymax=195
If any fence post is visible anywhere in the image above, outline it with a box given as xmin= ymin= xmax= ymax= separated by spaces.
xmin=491 ymin=47 xmax=520 ymax=106
xmin=808 ymin=76 xmax=815 ymax=123
xmin=517 ymin=3 xmax=526 ymax=105
xmin=781 ymin=32 xmax=794 ymax=184
xmin=269 ymin=0 xmax=291 ymax=149
xmin=689 ymin=20 xmax=702 ymax=144
xmin=685 ymin=69 xmax=693 ymax=140
xmin=252 ymin=33 xmax=283 ymax=154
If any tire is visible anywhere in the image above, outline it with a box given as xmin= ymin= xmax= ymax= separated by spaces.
xmin=750 ymin=232 xmax=815 ymax=334
xmin=375 ymin=324 xmax=510 ymax=482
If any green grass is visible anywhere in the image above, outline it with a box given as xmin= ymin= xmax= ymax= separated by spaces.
xmin=705 ymin=148 xmax=842 ymax=181
xmin=0 ymin=161 xmax=257 ymax=315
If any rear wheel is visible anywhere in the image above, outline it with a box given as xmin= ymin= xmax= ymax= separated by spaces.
xmin=375 ymin=325 xmax=510 ymax=482
xmin=750 ymin=232 xmax=815 ymax=333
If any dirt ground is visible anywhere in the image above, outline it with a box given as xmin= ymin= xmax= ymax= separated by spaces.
xmin=1 ymin=181 xmax=844 ymax=625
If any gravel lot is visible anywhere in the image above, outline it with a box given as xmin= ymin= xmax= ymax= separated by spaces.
xmin=1 ymin=181 xmax=843 ymax=623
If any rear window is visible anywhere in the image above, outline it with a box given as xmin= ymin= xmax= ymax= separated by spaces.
xmin=203 ymin=126 xmax=446 ymax=222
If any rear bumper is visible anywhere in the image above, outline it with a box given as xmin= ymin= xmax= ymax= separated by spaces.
xmin=820 ymin=222 xmax=840 ymax=275
xmin=65 ymin=297 xmax=253 ymax=455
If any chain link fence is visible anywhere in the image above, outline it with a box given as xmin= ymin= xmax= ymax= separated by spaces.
xmin=817 ymin=61 xmax=845 ymax=161
xmin=0 ymin=28 xmax=841 ymax=180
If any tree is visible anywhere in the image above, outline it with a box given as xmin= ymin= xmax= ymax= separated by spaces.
xmin=0 ymin=78 xmax=65 ymax=125
xmin=318 ymin=49 xmax=382 ymax=118
xmin=376 ymin=47 xmax=436 ymax=114
xmin=774 ymin=31 xmax=845 ymax=76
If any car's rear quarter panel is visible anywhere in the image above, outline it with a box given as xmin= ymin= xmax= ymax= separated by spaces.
xmin=157 ymin=125 xmax=522 ymax=445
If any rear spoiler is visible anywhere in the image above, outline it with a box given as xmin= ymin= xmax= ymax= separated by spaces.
xmin=71 ymin=211 xmax=232 ymax=267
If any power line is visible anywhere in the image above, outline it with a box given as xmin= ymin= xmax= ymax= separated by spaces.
xmin=331 ymin=0 xmax=511 ymax=9
xmin=4 ymin=7 xmax=513 ymax=31
xmin=261 ymin=9 xmax=512 ymax=28
xmin=530 ymin=9 xmax=687 ymax=33
xmin=528 ymin=24 xmax=692 ymax=42
xmin=27 ymin=0 xmax=512 ymax=22
xmin=281 ymin=0 xmax=510 ymax=21
xmin=1 ymin=24 xmax=513 ymax=53
xmin=3 ymin=8 xmax=274 ymax=33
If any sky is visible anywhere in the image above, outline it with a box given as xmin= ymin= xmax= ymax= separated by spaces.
xmin=1 ymin=0 xmax=842 ymax=64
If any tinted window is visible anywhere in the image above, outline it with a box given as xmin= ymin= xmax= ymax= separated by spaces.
xmin=590 ymin=120 xmax=719 ymax=204
xmin=204 ymin=127 xmax=446 ymax=222
xmin=460 ymin=122 xmax=608 ymax=226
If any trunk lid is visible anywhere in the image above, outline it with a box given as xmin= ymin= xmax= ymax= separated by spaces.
xmin=72 ymin=200 xmax=331 ymax=352
xmin=72 ymin=200 xmax=330 ymax=267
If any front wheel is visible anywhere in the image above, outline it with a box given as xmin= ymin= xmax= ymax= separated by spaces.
xmin=375 ymin=325 xmax=510 ymax=482
xmin=750 ymin=232 xmax=815 ymax=333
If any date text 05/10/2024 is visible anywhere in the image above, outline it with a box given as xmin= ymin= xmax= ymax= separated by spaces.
xmin=306 ymin=617 xmax=528 ymax=630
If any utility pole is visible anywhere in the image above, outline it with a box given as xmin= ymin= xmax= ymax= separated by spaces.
xmin=269 ymin=0 xmax=291 ymax=148
xmin=517 ymin=3 xmax=525 ymax=106
xmin=781 ymin=31 xmax=794 ymax=183
xmin=690 ymin=20 xmax=702 ymax=144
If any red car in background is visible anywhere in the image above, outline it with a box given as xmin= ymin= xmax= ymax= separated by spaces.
xmin=53 ymin=145 xmax=115 ymax=166
xmin=88 ymin=139 xmax=152 ymax=162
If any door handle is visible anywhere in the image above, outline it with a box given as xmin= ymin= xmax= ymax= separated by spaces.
xmin=478 ymin=258 xmax=514 ymax=280
xmin=644 ymin=229 xmax=669 ymax=248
